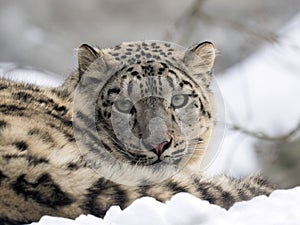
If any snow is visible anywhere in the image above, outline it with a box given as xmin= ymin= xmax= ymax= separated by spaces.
xmin=29 ymin=187 xmax=300 ymax=225
xmin=0 ymin=62 xmax=64 ymax=87
xmin=1 ymin=11 xmax=299 ymax=225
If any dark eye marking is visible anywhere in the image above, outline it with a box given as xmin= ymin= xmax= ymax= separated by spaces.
xmin=107 ymin=88 xmax=120 ymax=96
xmin=131 ymin=71 xmax=139 ymax=76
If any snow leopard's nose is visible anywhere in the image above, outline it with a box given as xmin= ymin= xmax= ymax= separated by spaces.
xmin=153 ymin=141 xmax=168 ymax=154
xmin=152 ymin=139 xmax=172 ymax=156
xmin=142 ymin=117 xmax=172 ymax=155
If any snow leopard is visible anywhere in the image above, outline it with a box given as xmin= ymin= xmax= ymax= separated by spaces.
xmin=0 ymin=41 xmax=274 ymax=225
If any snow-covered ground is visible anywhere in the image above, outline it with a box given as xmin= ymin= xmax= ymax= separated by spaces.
xmin=1 ymin=11 xmax=300 ymax=225
xmin=30 ymin=187 xmax=300 ymax=225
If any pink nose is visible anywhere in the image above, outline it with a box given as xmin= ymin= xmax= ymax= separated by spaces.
xmin=152 ymin=141 xmax=168 ymax=155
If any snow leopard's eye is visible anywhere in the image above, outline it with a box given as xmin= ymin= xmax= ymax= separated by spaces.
xmin=114 ymin=100 xmax=133 ymax=113
xmin=171 ymin=94 xmax=189 ymax=109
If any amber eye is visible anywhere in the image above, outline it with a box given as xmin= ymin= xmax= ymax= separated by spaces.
xmin=114 ymin=100 xmax=133 ymax=113
xmin=171 ymin=94 xmax=189 ymax=109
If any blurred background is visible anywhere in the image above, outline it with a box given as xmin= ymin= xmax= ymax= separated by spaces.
xmin=0 ymin=0 xmax=299 ymax=75
xmin=0 ymin=0 xmax=300 ymax=188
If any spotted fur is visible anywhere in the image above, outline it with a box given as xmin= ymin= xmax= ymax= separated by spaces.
xmin=0 ymin=41 xmax=273 ymax=225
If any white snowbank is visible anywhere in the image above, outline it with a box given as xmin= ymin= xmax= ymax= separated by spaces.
xmin=30 ymin=187 xmax=300 ymax=225
xmin=0 ymin=62 xmax=64 ymax=87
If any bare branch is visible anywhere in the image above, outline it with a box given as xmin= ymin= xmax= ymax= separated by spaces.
xmin=225 ymin=120 xmax=300 ymax=142
xmin=165 ymin=0 xmax=279 ymax=44
xmin=164 ymin=0 xmax=206 ymax=42
xmin=194 ymin=10 xmax=278 ymax=43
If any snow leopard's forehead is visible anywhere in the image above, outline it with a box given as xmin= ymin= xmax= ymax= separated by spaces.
xmin=101 ymin=60 xmax=197 ymax=103
xmin=100 ymin=41 xmax=186 ymax=68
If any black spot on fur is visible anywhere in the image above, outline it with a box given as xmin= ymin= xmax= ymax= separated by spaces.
xmin=221 ymin=191 xmax=235 ymax=209
xmin=182 ymin=80 xmax=193 ymax=88
xmin=126 ymin=67 xmax=134 ymax=72
xmin=2 ymin=154 xmax=20 ymax=161
xmin=199 ymin=100 xmax=206 ymax=115
xmin=53 ymin=105 xmax=67 ymax=115
xmin=193 ymin=178 xmax=217 ymax=204
xmin=28 ymin=128 xmax=54 ymax=144
xmin=131 ymin=71 xmax=139 ymax=76
xmin=107 ymin=88 xmax=120 ymax=96
xmin=207 ymin=111 xmax=211 ymax=118
xmin=0 ymin=83 xmax=8 ymax=90
xmin=13 ymin=92 xmax=35 ymax=102
xmin=103 ymin=111 xmax=108 ymax=118
xmin=190 ymin=91 xmax=198 ymax=98
xmin=107 ymin=112 xmax=111 ymax=119
xmin=0 ymin=119 xmax=8 ymax=129
xmin=67 ymin=163 xmax=79 ymax=170
xmin=83 ymin=178 xmax=128 ymax=217
xmin=0 ymin=171 xmax=8 ymax=184
xmin=171 ymin=114 xmax=176 ymax=122
xmin=158 ymin=67 xmax=165 ymax=73
xmin=166 ymin=181 xmax=188 ymax=193
xmin=0 ymin=217 xmax=22 ymax=225
xmin=11 ymin=173 xmax=73 ymax=208
xmin=102 ymin=143 xmax=112 ymax=152
xmin=14 ymin=141 xmax=28 ymax=151
xmin=0 ymin=104 xmax=25 ymax=114
xmin=27 ymin=156 xmax=49 ymax=166
xmin=102 ymin=101 xmax=110 ymax=107
xmin=46 ymin=112 xmax=72 ymax=127
xmin=3 ymin=154 xmax=49 ymax=166
xmin=38 ymin=97 xmax=54 ymax=105
xmin=168 ymin=69 xmax=176 ymax=75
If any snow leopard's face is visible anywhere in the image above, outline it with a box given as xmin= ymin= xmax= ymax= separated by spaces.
xmin=74 ymin=41 xmax=215 ymax=168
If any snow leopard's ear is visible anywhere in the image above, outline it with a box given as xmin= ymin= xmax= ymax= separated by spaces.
xmin=184 ymin=41 xmax=216 ymax=87
xmin=78 ymin=44 xmax=103 ymax=76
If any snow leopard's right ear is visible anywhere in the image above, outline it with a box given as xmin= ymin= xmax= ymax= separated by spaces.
xmin=78 ymin=44 xmax=104 ymax=76
xmin=184 ymin=41 xmax=216 ymax=87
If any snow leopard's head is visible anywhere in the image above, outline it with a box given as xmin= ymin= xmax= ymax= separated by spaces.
xmin=73 ymin=41 xmax=215 ymax=170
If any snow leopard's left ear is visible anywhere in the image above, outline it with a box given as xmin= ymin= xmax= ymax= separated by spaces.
xmin=78 ymin=44 xmax=104 ymax=77
xmin=184 ymin=41 xmax=216 ymax=87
